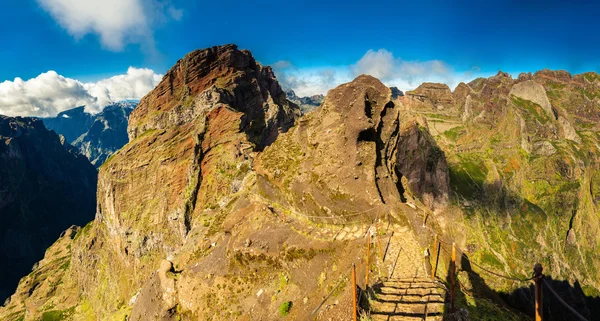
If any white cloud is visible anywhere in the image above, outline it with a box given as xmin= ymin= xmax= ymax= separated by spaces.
xmin=36 ymin=0 xmax=182 ymax=51
xmin=272 ymin=49 xmax=486 ymax=97
xmin=85 ymin=67 xmax=163 ymax=109
xmin=352 ymin=49 xmax=470 ymax=90
xmin=272 ymin=61 xmax=348 ymax=97
xmin=0 ymin=68 xmax=162 ymax=117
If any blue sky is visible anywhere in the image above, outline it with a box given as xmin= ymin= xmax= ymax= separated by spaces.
xmin=1 ymin=0 xmax=600 ymax=116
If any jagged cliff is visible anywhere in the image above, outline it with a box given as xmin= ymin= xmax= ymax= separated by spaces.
xmin=0 ymin=116 xmax=97 ymax=302
xmin=1 ymin=44 xmax=599 ymax=321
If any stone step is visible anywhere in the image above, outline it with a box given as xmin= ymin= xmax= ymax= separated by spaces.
xmin=371 ymin=314 xmax=444 ymax=321
xmin=335 ymin=230 xmax=347 ymax=240
xmin=371 ymin=303 xmax=445 ymax=318
xmin=370 ymin=277 xmax=448 ymax=321
xmin=380 ymin=280 xmax=445 ymax=288
xmin=376 ymin=292 xmax=445 ymax=303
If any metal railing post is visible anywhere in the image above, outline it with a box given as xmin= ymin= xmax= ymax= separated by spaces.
xmin=431 ymin=234 xmax=438 ymax=279
xmin=366 ymin=231 xmax=370 ymax=286
xmin=451 ymin=242 xmax=456 ymax=313
xmin=534 ymin=263 xmax=544 ymax=321
xmin=352 ymin=264 xmax=357 ymax=321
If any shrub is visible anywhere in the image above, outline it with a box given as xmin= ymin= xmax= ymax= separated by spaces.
xmin=279 ymin=301 xmax=292 ymax=317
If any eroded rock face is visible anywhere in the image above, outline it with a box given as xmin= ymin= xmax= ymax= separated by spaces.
xmin=0 ymin=116 xmax=97 ymax=301
xmin=396 ymin=118 xmax=449 ymax=211
xmin=509 ymin=80 xmax=554 ymax=118
xmin=128 ymin=44 xmax=299 ymax=148
xmin=399 ymin=68 xmax=600 ymax=320
xmin=409 ymin=82 xmax=454 ymax=104
xmin=99 ymin=44 xmax=300 ymax=258
xmin=75 ymin=45 xmax=302 ymax=315
xmin=256 ymin=75 xmax=449 ymax=217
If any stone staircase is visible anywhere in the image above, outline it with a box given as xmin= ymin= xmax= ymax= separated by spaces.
xmin=369 ymin=277 xmax=447 ymax=321
xmin=368 ymin=219 xmax=448 ymax=320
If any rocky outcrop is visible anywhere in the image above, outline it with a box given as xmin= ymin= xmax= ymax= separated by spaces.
xmin=128 ymin=44 xmax=299 ymax=148
xmin=408 ymin=82 xmax=454 ymax=104
xmin=58 ymin=44 xmax=303 ymax=317
xmin=396 ymin=118 xmax=449 ymax=211
xmin=97 ymin=45 xmax=300 ymax=262
xmin=509 ymin=80 xmax=554 ymax=119
xmin=390 ymin=86 xmax=404 ymax=99
xmin=0 ymin=116 xmax=97 ymax=302
xmin=257 ymin=75 xmax=449 ymax=216
xmin=43 ymin=101 xmax=136 ymax=167
xmin=257 ymin=75 xmax=400 ymax=217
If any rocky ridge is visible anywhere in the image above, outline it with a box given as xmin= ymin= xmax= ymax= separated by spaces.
xmin=1 ymin=45 xmax=599 ymax=321
xmin=0 ymin=45 xmax=452 ymax=321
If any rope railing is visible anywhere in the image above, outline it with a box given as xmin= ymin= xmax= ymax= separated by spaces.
xmin=437 ymin=240 xmax=533 ymax=283
xmin=418 ymin=204 xmax=589 ymax=320
xmin=310 ymin=220 xmax=384 ymax=320
xmin=306 ymin=200 xmax=590 ymax=321
xmin=310 ymin=265 xmax=354 ymax=318
xmin=542 ymin=278 xmax=590 ymax=321
xmin=468 ymin=257 xmax=534 ymax=282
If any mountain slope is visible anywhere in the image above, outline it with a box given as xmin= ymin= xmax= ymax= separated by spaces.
xmin=402 ymin=70 xmax=600 ymax=319
xmin=0 ymin=116 xmax=97 ymax=303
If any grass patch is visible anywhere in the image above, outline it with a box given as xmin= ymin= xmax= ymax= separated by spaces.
xmin=73 ymin=221 xmax=93 ymax=241
xmin=41 ymin=307 xmax=75 ymax=321
xmin=510 ymin=95 xmax=550 ymax=124
xmin=279 ymin=301 xmax=292 ymax=317
xmin=449 ymin=155 xmax=488 ymax=200
xmin=442 ymin=126 xmax=465 ymax=142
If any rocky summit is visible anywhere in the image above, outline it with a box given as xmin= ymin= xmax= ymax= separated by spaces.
xmin=43 ymin=102 xmax=137 ymax=167
xmin=1 ymin=45 xmax=600 ymax=321
xmin=0 ymin=116 xmax=97 ymax=303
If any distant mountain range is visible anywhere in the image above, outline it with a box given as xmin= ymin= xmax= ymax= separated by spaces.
xmin=285 ymin=89 xmax=324 ymax=113
xmin=42 ymin=101 xmax=136 ymax=167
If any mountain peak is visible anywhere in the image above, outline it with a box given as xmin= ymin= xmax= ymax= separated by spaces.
xmin=128 ymin=44 xmax=299 ymax=147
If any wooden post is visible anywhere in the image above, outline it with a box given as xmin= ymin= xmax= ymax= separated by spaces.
xmin=431 ymin=234 xmax=438 ymax=279
xmin=451 ymin=242 xmax=456 ymax=313
xmin=352 ymin=264 xmax=358 ymax=321
xmin=366 ymin=231 xmax=371 ymax=286
xmin=377 ymin=214 xmax=383 ymax=259
xmin=533 ymin=263 xmax=543 ymax=321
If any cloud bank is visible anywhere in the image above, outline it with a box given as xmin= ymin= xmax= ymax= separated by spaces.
xmin=37 ymin=0 xmax=183 ymax=51
xmin=0 ymin=68 xmax=162 ymax=117
xmin=273 ymin=49 xmax=484 ymax=97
